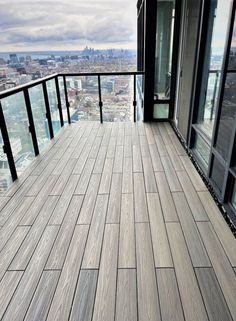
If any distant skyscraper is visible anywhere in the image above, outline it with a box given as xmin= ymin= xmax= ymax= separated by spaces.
xmin=0 ymin=58 xmax=6 ymax=65
xmin=9 ymin=54 xmax=18 ymax=64
xmin=26 ymin=56 xmax=32 ymax=62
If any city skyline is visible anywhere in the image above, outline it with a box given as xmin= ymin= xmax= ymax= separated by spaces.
xmin=0 ymin=0 xmax=137 ymax=52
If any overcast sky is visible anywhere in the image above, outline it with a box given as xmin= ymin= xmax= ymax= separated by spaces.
xmin=0 ymin=0 xmax=137 ymax=52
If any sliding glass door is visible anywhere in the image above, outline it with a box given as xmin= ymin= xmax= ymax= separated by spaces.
xmin=192 ymin=0 xmax=232 ymax=169
xmin=153 ymin=0 xmax=176 ymax=119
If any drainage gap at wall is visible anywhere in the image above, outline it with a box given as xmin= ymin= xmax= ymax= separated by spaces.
xmin=170 ymin=121 xmax=236 ymax=238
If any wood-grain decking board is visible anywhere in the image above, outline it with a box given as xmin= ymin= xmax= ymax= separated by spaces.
xmin=0 ymin=121 xmax=235 ymax=321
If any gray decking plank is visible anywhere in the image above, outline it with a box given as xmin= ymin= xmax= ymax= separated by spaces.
xmin=154 ymin=135 xmax=168 ymax=156
xmin=113 ymin=145 xmax=124 ymax=173
xmin=0 ymin=175 xmax=37 ymax=226
xmin=106 ymin=136 xmax=117 ymax=158
xmin=24 ymin=271 xmax=60 ymax=321
xmin=77 ymin=174 xmax=101 ymax=225
xmin=82 ymin=195 xmax=108 ymax=268
xmin=124 ymin=135 xmax=132 ymax=157
xmin=92 ymin=224 xmax=119 ymax=321
xmin=93 ymin=146 xmax=107 ymax=174
xmin=0 ymin=196 xmax=34 ymax=252
xmin=180 ymin=156 xmax=207 ymax=191
xmin=156 ymin=268 xmax=185 ymax=321
xmin=0 ymin=271 xmax=23 ymax=320
xmin=195 ymin=268 xmax=233 ymax=321
xmin=70 ymin=270 xmax=98 ymax=321
xmin=48 ymin=175 xmax=80 ymax=225
xmin=166 ymin=144 xmax=184 ymax=171
xmin=46 ymin=225 xmax=89 ymax=321
xmin=177 ymin=171 xmax=208 ymax=221
xmin=155 ymin=172 xmax=178 ymax=222
xmin=135 ymin=223 xmax=161 ymax=321
xmin=46 ymin=195 xmax=83 ymax=269
xmin=166 ymin=222 xmax=209 ymax=321
xmin=132 ymin=145 xmax=143 ymax=172
xmin=2 ymin=226 xmax=59 ymax=321
xmin=122 ymin=157 xmax=133 ymax=194
xmin=106 ymin=173 xmax=122 ymax=223
xmin=98 ymin=158 xmax=114 ymax=194
xmin=197 ymin=222 xmax=236 ymax=320
xmin=160 ymin=156 xmax=182 ymax=192
xmin=142 ymin=157 xmax=157 ymax=192
xmin=198 ymin=191 xmax=236 ymax=266
xmin=139 ymin=135 xmax=151 ymax=158
xmin=147 ymin=193 xmax=173 ymax=267
xmin=20 ymin=175 xmax=59 ymax=225
xmin=74 ymin=158 xmax=95 ymax=195
xmin=149 ymin=144 xmax=164 ymax=172
xmin=133 ymin=172 xmax=149 ymax=222
xmin=115 ymin=269 xmax=137 ymax=321
xmin=0 ymin=226 xmax=30 ymax=281
xmin=119 ymin=194 xmax=136 ymax=268
xmin=173 ymin=192 xmax=211 ymax=267
xmin=9 ymin=196 xmax=59 ymax=270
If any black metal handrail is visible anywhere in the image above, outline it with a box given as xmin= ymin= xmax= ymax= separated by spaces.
xmin=0 ymin=71 xmax=144 ymax=185
xmin=0 ymin=73 xmax=58 ymax=99
xmin=0 ymin=72 xmax=144 ymax=99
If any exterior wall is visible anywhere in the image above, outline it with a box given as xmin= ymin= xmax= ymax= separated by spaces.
xmin=176 ymin=0 xmax=202 ymax=140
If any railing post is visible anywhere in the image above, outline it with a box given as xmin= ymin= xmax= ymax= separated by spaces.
xmin=0 ymin=102 xmax=17 ymax=181
xmin=63 ymin=75 xmax=71 ymax=124
xmin=55 ymin=76 xmax=64 ymax=127
xmin=24 ymin=88 xmax=39 ymax=156
xmin=42 ymin=81 xmax=54 ymax=139
xmin=98 ymin=75 xmax=103 ymax=124
xmin=133 ymin=74 xmax=137 ymax=122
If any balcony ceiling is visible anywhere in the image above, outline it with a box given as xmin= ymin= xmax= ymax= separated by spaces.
xmin=0 ymin=121 xmax=236 ymax=321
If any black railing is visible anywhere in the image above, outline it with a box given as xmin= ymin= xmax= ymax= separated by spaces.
xmin=0 ymin=71 xmax=144 ymax=188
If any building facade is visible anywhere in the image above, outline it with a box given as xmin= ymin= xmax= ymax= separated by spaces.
xmin=138 ymin=0 xmax=236 ymax=225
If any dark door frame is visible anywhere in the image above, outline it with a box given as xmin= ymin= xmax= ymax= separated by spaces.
xmin=141 ymin=0 xmax=182 ymax=122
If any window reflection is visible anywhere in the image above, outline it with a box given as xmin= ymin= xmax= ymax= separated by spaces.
xmin=154 ymin=0 xmax=175 ymax=100
xmin=215 ymin=73 xmax=236 ymax=160
xmin=193 ymin=132 xmax=211 ymax=168
xmin=196 ymin=0 xmax=231 ymax=139
xmin=231 ymin=180 xmax=236 ymax=210
xmin=215 ymin=15 xmax=236 ymax=161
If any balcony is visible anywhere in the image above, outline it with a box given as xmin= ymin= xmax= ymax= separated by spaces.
xmin=0 ymin=74 xmax=236 ymax=321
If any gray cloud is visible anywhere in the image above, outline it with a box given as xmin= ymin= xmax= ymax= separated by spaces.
xmin=0 ymin=0 xmax=137 ymax=51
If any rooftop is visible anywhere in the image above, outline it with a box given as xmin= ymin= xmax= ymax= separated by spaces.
xmin=0 ymin=120 xmax=236 ymax=321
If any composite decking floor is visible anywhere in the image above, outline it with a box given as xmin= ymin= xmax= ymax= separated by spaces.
xmin=0 ymin=121 xmax=236 ymax=321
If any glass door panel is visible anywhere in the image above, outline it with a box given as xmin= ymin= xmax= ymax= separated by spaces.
xmin=215 ymin=16 xmax=236 ymax=160
xmin=154 ymin=0 xmax=175 ymax=119
xmin=196 ymin=0 xmax=232 ymax=139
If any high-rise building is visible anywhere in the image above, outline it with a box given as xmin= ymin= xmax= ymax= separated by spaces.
xmin=9 ymin=53 xmax=19 ymax=63
xmin=138 ymin=0 xmax=236 ymax=224
xmin=0 ymin=58 xmax=6 ymax=65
